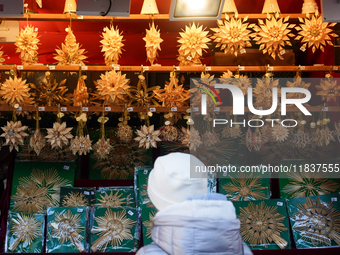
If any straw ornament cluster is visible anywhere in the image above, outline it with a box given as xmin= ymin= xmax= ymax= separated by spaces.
xmin=143 ymin=22 xmax=163 ymax=65
xmin=15 ymin=25 xmax=39 ymax=65
xmin=100 ymin=26 xmax=124 ymax=65
xmin=62 ymin=192 xmax=89 ymax=207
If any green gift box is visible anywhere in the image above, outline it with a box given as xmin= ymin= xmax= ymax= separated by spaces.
xmin=46 ymin=206 xmax=88 ymax=253
xmin=10 ymin=161 xmax=75 ymax=214
xmin=5 ymin=212 xmax=45 ymax=253
xmin=134 ymin=167 xmax=155 ymax=209
xmin=233 ymin=199 xmax=291 ymax=250
xmin=287 ymin=193 xmax=340 ymax=249
xmin=90 ymin=207 xmax=139 ymax=252
xmin=96 ymin=187 xmax=136 ymax=208
xmin=60 ymin=187 xmax=96 ymax=207
xmin=218 ymin=169 xmax=270 ymax=201
xmin=278 ymin=160 xmax=340 ymax=199
xmin=141 ymin=207 xmax=157 ymax=246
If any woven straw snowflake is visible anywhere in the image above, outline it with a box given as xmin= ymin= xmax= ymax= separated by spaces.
xmin=93 ymin=137 xmax=113 ymax=160
xmin=202 ymin=131 xmax=219 ymax=147
xmin=143 ymin=22 xmax=163 ymax=65
xmin=334 ymin=122 xmax=340 ymax=142
xmin=253 ymin=13 xmax=295 ymax=59
xmin=232 ymin=75 xmax=252 ymax=95
xmin=316 ymin=78 xmax=340 ymax=102
xmin=295 ymin=10 xmax=338 ymax=53
xmin=271 ymin=124 xmax=289 ymax=142
xmin=0 ymin=77 xmax=32 ymax=106
xmin=15 ymin=25 xmax=39 ymax=65
xmin=177 ymin=23 xmax=211 ymax=66
xmin=181 ymin=127 xmax=202 ymax=151
xmin=286 ymin=78 xmax=311 ymax=100
xmin=95 ymin=70 xmax=130 ymax=105
xmin=160 ymin=125 xmax=178 ymax=142
xmin=291 ymin=130 xmax=310 ymax=148
xmin=45 ymin=122 xmax=73 ymax=149
xmin=100 ymin=26 xmax=124 ymax=66
xmin=70 ymin=135 xmax=92 ymax=156
xmin=1 ymin=121 xmax=28 ymax=152
xmin=117 ymin=125 xmax=133 ymax=143
xmin=134 ymin=125 xmax=161 ymax=149
xmin=29 ymin=129 xmax=46 ymax=156
xmin=253 ymin=78 xmax=280 ymax=108
xmin=211 ymin=15 xmax=255 ymax=56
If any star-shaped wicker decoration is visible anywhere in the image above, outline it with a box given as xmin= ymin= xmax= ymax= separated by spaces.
xmin=15 ymin=25 xmax=39 ymax=65
xmin=143 ymin=22 xmax=163 ymax=65
xmin=315 ymin=78 xmax=340 ymax=102
xmin=45 ymin=122 xmax=73 ymax=150
xmin=134 ymin=125 xmax=161 ymax=149
xmin=253 ymin=13 xmax=295 ymax=59
xmin=0 ymin=76 xmax=33 ymax=106
xmin=100 ymin=26 xmax=124 ymax=66
xmin=295 ymin=10 xmax=338 ymax=53
xmin=253 ymin=78 xmax=281 ymax=108
xmin=1 ymin=121 xmax=28 ymax=152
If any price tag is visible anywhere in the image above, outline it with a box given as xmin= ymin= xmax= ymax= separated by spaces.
xmin=38 ymin=107 xmax=45 ymax=111
xmin=77 ymin=209 xmax=83 ymax=213
xmin=300 ymin=46 xmax=306 ymax=52
xmin=331 ymin=197 xmax=338 ymax=202
xmin=34 ymin=27 xmax=38 ymax=32
xmin=84 ymin=191 xmax=90 ymax=195
xmin=49 ymin=65 xmax=55 ymax=70
xmin=334 ymin=66 xmax=339 ymax=71
xmin=17 ymin=65 xmax=23 ymax=70
xmin=24 ymin=3 xmax=28 ymax=7
xmin=128 ymin=210 xmax=134 ymax=216
xmin=82 ymin=107 xmax=88 ymax=112
xmin=238 ymin=66 xmax=245 ymax=71
xmin=277 ymin=202 xmax=283 ymax=206
xmin=91 ymin=191 xmax=95 ymax=195
xmin=214 ymin=107 xmax=220 ymax=112
xmin=127 ymin=107 xmax=134 ymax=112
xmin=143 ymin=66 xmax=149 ymax=71
xmin=77 ymin=15 xmax=84 ymax=20
xmin=223 ymin=171 xmax=228 ymax=177
xmin=240 ymin=49 xmax=246 ymax=54
xmin=268 ymin=66 xmax=274 ymax=71
xmin=193 ymin=107 xmax=199 ymax=112
xmin=17 ymin=107 xmax=22 ymax=111
xmin=322 ymin=107 xmax=328 ymax=111
xmin=61 ymin=107 xmax=67 ymax=112
xmin=143 ymin=170 xmax=148 ymax=175
xmin=81 ymin=66 xmax=88 ymax=71
xmin=104 ymin=107 xmax=111 ymax=112
xmin=101 ymin=191 xmax=105 ymax=194
xmin=257 ymin=107 xmax=263 ymax=110
xmin=300 ymin=66 xmax=305 ymax=70
xmin=205 ymin=66 xmax=211 ymax=71
xmin=280 ymin=50 xmax=286 ymax=55
xmin=187 ymin=56 xmax=192 ymax=61
xmin=174 ymin=66 xmax=180 ymax=71
xmin=171 ymin=107 xmax=177 ymax=112
xmin=150 ymin=107 xmax=156 ymax=112
xmin=112 ymin=65 xmax=120 ymax=71
xmin=63 ymin=165 xmax=70 ymax=170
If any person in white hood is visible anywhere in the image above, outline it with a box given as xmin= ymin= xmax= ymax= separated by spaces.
xmin=136 ymin=152 xmax=253 ymax=255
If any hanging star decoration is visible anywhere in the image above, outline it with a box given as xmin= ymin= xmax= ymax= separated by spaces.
xmin=1 ymin=121 xmax=28 ymax=152
xmin=96 ymin=190 xmax=125 ymax=208
xmin=62 ymin=192 xmax=89 ymax=207
xmin=143 ymin=211 xmax=156 ymax=239
xmin=0 ymin=46 xmax=6 ymax=63
xmin=239 ymin=201 xmax=288 ymax=249
xmin=134 ymin=125 xmax=161 ymax=149
xmin=45 ymin=122 xmax=73 ymax=150
xmin=160 ymin=120 xmax=178 ymax=142
xmin=334 ymin=122 xmax=340 ymax=142
xmin=177 ymin=23 xmax=211 ymax=66
xmin=91 ymin=209 xmax=135 ymax=252
xmin=11 ymin=182 xmax=48 ymax=213
xmin=31 ymin=72 xmax=70 ymax=106
xmin=201 ymin=131 xmax=219 ymax=147
xmin=8 ymin=214 xmax=42 ymax=252
xmin=15 ymin=25 xmax=39 ymax=65
xmin=73 ymin=75 xmax=89 ymax=106
xmin=292 ymin=197 xmax=340 ymax=247
xmin=286 ymin=77 xmax=311 ymax=101
xmin=116 ymin=109 xmax=133 ymax=143
xmin=70 ymin=112 xmax=92 ymax=155
xmin=19 ymin=168 xmax=71 ymax=208
xmin=0 ymin=76 xmax=33 ymax=106
xmin=54 ymin=26 xmax=87 ymax=66
xmin=211 ymin=14 xmax=255 ymax=56
xmin=295 ymin=10 xmax=338 ymax=53
xmin=95 ymin=70 xmax=130 ymax=105
xmin=232 ymin=75 xmax=252 ymax=96
xmin=253 ymin=78 xmax=281 ymax=108
xmin=29 ymin=110 xmax=46 ymax=155
xmin=253 ymin=13 xmax=295 ymax=59
xmin=100 ymin=26 xmax=124 ymax=66
xmin=181 ymin=127 xmax=202 ymax=151
xmin=316 ymin=77 xmax=340 ymax=102
xmin=191 ymin=72 xmax=218 ymax=108
xmin=93 ymin=112 xmax=113 ymax=160
xmin=143 ymin=22 xmax=163 ymax=65
xmin=51 ymin=210 xmax=85 ymax=252
xmin=271 ymin=124 xmax=289 ymax=142
xmin=222 ymin=173 xmax=268 ymax=201
xmin=282 ymin=170 xmax=339 ymax=198
xmin=154 ymin=72 xmax=190 ymax=107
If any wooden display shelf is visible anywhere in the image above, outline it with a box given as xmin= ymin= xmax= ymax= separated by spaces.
xmin=0 ymin=13 xmax=307 ymax=22
xmin=0 ymin=65 xmax=338 ymax=73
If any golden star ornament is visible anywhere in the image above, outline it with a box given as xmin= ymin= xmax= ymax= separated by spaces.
xmin=100 ymin=26 xmax=124 ymax=66
xmin=15 ymin=25 xmax=40 ymax=65
xmin=1 ymin=121 xmax=29 ymax=152
xmin=143 ymin=22 xmax=163 ymax=65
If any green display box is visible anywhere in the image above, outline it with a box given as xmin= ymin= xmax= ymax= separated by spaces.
xmin=96 ymin=187 xmax=136 ymax=208
xmin=5 ymin=212 xmax=45 ymax=253
xmin=233 ymin=199 xmax=291 ymax=250
xmin=60 ymin=187 xmax=96 ymax=207
xmin=10 ymin=161 xmax=75 ymax=214
xmin=287 ymin=193 xmax=340 ymax=249
xmin=134 ymin=167 xmax=155 ymax=209
xmin=218 ymin=169 xmax=270 ymax=201
xmin=90 ymin=207 xmax=139 ymax=252
xmin=141 ymin=207 xmax=157 ymax=246
xmin=46 ymin=206 xmax=88 ymax=253
xmin=278 ymin=160 xmax=340 ymax=199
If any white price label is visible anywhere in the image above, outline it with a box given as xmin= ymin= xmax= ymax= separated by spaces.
xmin=82 ymin=107 xmax=88 ymax=112
xmin=63 ymin=165 xmax=70 ymax=170
xmin=223 ymin=171 xmax=228 ymax=177
xmin=205 ymin=66 xmax=211 ymax=71
xmin=112 ymin=65 xmax=120 ymax=71
xmin=187 ymin=56 xmax=192 ymax=61
xmin=240 ymin=49 xmax=246 ymax=54
xmin=61 ymin=107 xmax=67 ymax=112
xmin=77 ymin=15 xmax=84 ymax=20
xmin=84 ymin=191 xmax=90 ymax=195
xmin=174 ymin=66 xmax=180 ymax=71
xmin=101 ymin=191 xmax=105 ymax=194
xmin=24 ymin=3 xmax=28 ymax=7
xmin=77 ymin=209 xmax=83 ymax=212
xmin=331 ymin=197 xmax=338 ymax=202
xmin=300 ymin=46 xmax=306 ymax=52
xmin=91 ymin=191 xmax=95 ymax=195
xmin=38 ymin=107 xmax=45 ymax=111
xmin=17 ymin=107 xmax=22 ymax=111
xmin=34 ymin=27 xmax=38 ymax=32
xmin=104 ymin=107 xmax=111 ymax=112
xmin=334 ymin=66 xmax=339 ymax=70
xmin=81 ymin=66 xmax=88 ymax=70
xmin=193 ymin=107 xmax=199 ymax=112
xmin=277 ymin=202 xmax=283 ymax=206
xmin=128 ymin=210 xmax=134 ymax=216
xmin=127 ymin=107 xmax=134 ymax=112
xmin=214 ymin=107 xmax=220 ymax=112
xmin=171 ymin=107 xmax=177 ymax=112
xmin=280 ymin=50 xmax=286 ymax=55
xmin=257 ymin=107 xmax=263 ymax=110
xmin=143 ymin=170 xmax=148 ymax=175
xmin=268 ymin=66 xmax=274 ymax=71
xmin=49 ymin=65 xmax=55 ymax=70
xmin=150 ymin=107 xmax=156 ymax=112
xmin=143 ymin=66 xmax=149 ymax=71
xmin=300 ymin=66 xmax=305 ymax=70
xmin=238 ymin=66 xmax=245 ymax=71
xmin=17 ymin=65 xmax=23 ymax=70
xmin=322 ymin=107 xmax=329 ymax=111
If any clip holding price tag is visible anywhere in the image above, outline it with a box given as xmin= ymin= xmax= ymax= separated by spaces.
xmin=128 ymin=210 xmax=134 ymax=216
xmin=81 ymin=66 xmax=88 ymax=71
xmin=214 ymin=107 xmax=220 ymax=112
xmin=49 ymin=65 xmax=55 ymax=70
xmin=84 ymin=191 xmax=90 ymax=195
xmin=331 ymin=197 xmax=338 ymax=202
xmin=61 ymin=107 xmax=67 ymax=112
xmin=193 ymin=107 xmax=199 ymax=112
xmin=82 ymin=107 xmax=89 ymax=112
xmin=104 ymin=107 xmax=111 ymax=112
xmin=238 ymin=65 xmax=245 ymax=71
xmin=17 ymin=107 xmax=22 ymax=111
xmin=171 ymin=107 xmax=178 ymax=112
xmin=205 ymin=66 xmax=211 ymax=71
xmin=277 ymin=202 xmax=283 ymax=206
xmin=143 ymin=66 xmax=149 ymax=71
xmin=143 ymin=170 xmax=148 ymax=175
xmin=38 ymin=107 xmax=45 ymax=112
xmin=268 ymin=66 xmax=274 ymax=71
xmin=17 ymin=65 xmax=23 ymax=70
xmin=77 ymin=209 xmax=83 ymax=213
xmin=63 ymin=165 xmax=70 ymax=170
xmin=127 ymin=107 xmax=134 ymax=112
xmin=322 ymin=107 xmax=329 ymax=112
xmin=150 ymin=107 xmax=156 ymax=112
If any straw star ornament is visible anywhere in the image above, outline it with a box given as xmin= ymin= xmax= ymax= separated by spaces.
xmin=100 ymin=26 xmax=124 ymax=65
xmin=0 ymin=77 xmax=32 ymax=106
xmin=1 ymin=121 xmax=28 ymax=152
xmin=15 ymin=25 xmax=39 ymax=65
xmin=135 ymin=125 xmax=161 ymax=149
xmin=316 ymin=78 xmax=340 ymax=102
xmin=143 ymin=22 xmax=163 ymax=65
xmin=45 ymin=122 xmax=73 ymax=149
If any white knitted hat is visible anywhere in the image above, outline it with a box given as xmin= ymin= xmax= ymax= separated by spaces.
xmin=147 ymin=152 xmax=208 ymax=211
